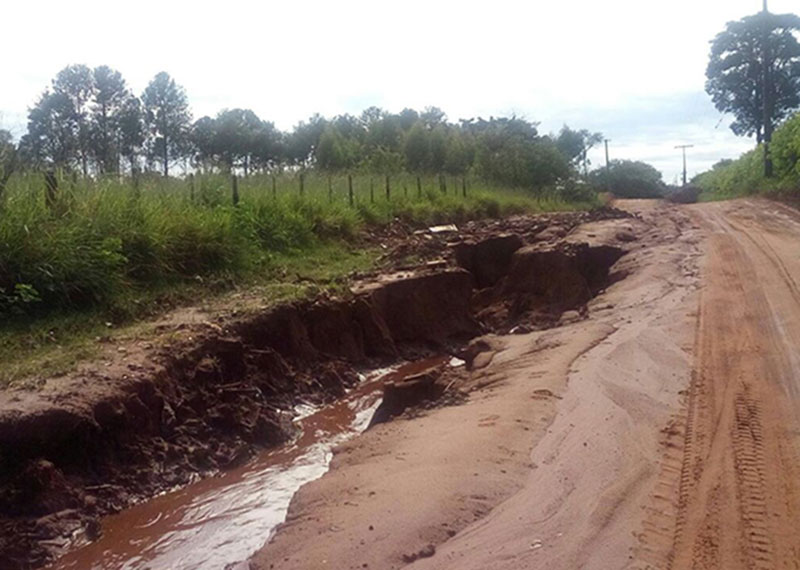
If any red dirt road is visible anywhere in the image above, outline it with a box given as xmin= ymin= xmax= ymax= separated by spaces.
xmin=649 ymin=200 xmax=800 ymax=570
xmin=250 ymin=198 xmax=800 ymax=570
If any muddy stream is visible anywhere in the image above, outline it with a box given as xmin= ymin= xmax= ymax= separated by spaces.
xmin=49 ymin=358 xmax=450 ymax=570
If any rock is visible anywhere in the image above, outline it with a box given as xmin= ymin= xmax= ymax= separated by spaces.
xmin=559 ymin=310 xmax=582 ymax=325
xmin=368 ymin=367 xmax=444 ymax=427
xmin=402 ymin=544 xmax=437 ymax=563
xmin=471 ymin=351 xmax=495 ymax=370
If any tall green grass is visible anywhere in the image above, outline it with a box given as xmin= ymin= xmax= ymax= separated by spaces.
xmin=0 ymin=171 xmax=594 ymax=320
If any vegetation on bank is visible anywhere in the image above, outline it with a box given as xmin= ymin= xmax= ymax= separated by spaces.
xmin=0 ymin=170 xmax=597 ymax=386
xmin=1 ymin=171 xmax=588 ymax=319
xmin=694 ymin=111 xmax=800 ymax=200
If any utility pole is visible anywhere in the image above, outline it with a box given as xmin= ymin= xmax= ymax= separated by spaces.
xmin=675 ymin=144 xmax=694 ymax=186
xmin=604 ymin=139 xmax=611 ymax=191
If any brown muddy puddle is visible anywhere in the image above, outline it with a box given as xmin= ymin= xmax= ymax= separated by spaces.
xmin=49 ymin=357 xmax=455 ymax=570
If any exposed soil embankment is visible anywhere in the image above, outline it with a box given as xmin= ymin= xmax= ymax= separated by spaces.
xmin=0 ymin=207 xmax=632 ymax=569
xmin=250 ymin=200 xmax=702 ymax=570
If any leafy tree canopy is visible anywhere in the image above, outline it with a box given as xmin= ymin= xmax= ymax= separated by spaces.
xmin=706 ymin=11 xmax=800 ymax=143
xmin=591 ymin=159 xmax=665 ymax=198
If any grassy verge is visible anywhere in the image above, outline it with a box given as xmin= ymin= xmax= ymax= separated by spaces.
xmin=0 ymin=171 xmax=597 ymax=387
xmin=0 ymin=242 xmax=379 ymax=388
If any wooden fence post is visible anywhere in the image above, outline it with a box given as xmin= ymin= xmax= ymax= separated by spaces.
xmin=462 ymin=176 xmax=467 ymax=197
xmin=385 ymin=174 xmax=391 ymax=201
xmin=348 ymin=174 xmax=354 ymax=206
xmin=299 ymin=172 xmax=305 ymax=197
xmin=328 ymin=175 xmax=333 ymax=203
xmin=370 ymin=178 xmax=374 ymax=203
xmin=231 ymin=174 xmax=239 ymax=206
xmin=132 ymin=167 xmax=140 ymax=197
xmin=417 ymin=176 xmax=422 ymax=198
xmin=189 ymin=173 xmax=195 ymax=202
xmin=44 ymin=171 xmax=58 ymax=212
xmin=272 ymin=174 xmax=277 ymax=199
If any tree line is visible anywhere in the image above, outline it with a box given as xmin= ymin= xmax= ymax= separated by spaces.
xmin=0 ymin=65 xmax=606 ymax=191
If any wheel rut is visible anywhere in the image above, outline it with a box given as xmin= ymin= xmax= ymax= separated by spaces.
xmin=634 ymin=201 xmax=800 ymax=570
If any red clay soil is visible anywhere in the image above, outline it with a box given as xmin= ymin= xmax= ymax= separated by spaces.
xmin=0 ymin=207 xmax=631 ymax=569
xmin=248 ymin=199 xmax=800 ymax=570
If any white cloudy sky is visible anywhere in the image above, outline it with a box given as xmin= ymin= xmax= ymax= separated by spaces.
xmin=2 ymin=0 xmax=796 ymax=181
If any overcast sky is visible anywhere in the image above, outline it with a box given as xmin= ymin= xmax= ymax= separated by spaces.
xmin=3 ymin=0 xmax=797 ymax=182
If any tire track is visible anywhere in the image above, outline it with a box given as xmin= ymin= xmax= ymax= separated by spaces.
xmin=732 ymin=387 xmax=773 ymax=569
xmin=640 ymin=203 xmax=800 ymax=570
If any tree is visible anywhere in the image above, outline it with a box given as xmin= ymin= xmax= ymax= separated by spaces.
xmin=191 ymin=116 xmax=218 ymax=170
xmin=91 ymin=66 xmax=131 ymax=174
xmin=251 ymin=121 xmax=283 ymax=171
xmin=286 ymin=114 xmax=327 ymax=166
xmin=590 ymin=159 xmax=664 ymax=198
xmin=468 ymin=116 xmax=570 ymax=189
xmin=0 ymin=129 xmax=17 ymax=198
xmin=23 ymin=90 xmax=78 ymax=168
xmin=444 ymin=130 xmax=474 ymax=175
xmin=556 ymin=126 xmax=603 ymax=177
xmin=213 ymin=108 xmax=264 ymax=174
xmin=52 ymin=65 xmax=94 ymax=176
xmin=142 ymin=72 xmax=192 ymax=177
xmin=706 ymin=10 xmax=800 ymax=176
xmin=397 ymin=108 xmax=420 ymax=131
xmin=404 ymin=122 xmax=430 ymax=172
xmin=420 ymin=106 xmax=446 ymax=128
xmin=118 ymin=95 xmax=145 ymax=175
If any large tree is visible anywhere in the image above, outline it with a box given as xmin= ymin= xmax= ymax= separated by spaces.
xmin=556 ymin=126 xmax=603 ymax=177
xmin=91 ymin=66 xmax=131 ymax=174
xmin=590 ymin=159 xmax=664 ymax=198
xmin=118 ymin=95 xmax=146 ymax=175
xmin=213 ymin=108 xmax=264 ymax=174
xmin=706 ymin=9 xmax=800 ymax=176
xmin=52 ymin=64 xmax=94 ymax=177
xmin=142 ymin=72 xmax=192 ymax=177
xmin=22 ymin=90 xmax=78 ymax=168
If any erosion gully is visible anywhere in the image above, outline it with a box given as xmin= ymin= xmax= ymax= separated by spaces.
xmin=49 ymin=358 xmax=452 ymax=570
xmin=2 ymin=208 xmax=628 ymax=570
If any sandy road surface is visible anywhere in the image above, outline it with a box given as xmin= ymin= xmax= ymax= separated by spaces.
xmin=251 ymin=199 xmax=800 ymax=570
xmin=639 ymin=200 xmax=800 ymax=570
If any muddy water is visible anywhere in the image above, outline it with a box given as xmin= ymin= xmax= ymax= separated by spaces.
xmin=50 ymin=358 xmax=449 ymax=570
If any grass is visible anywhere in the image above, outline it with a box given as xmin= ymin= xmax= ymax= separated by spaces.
xmin=0 ymin=241 xmax=379 ymax=387
xmin=0 ymin=170 xmax=597 ymax=387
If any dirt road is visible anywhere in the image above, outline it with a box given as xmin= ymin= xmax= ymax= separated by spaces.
xmin=250 ymin=198 xmax=800 ymax=570
xmin=7 ymin=198 xmax=800 ymax=569
xmin=646 ymin=200 xmax=800 ymax=570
